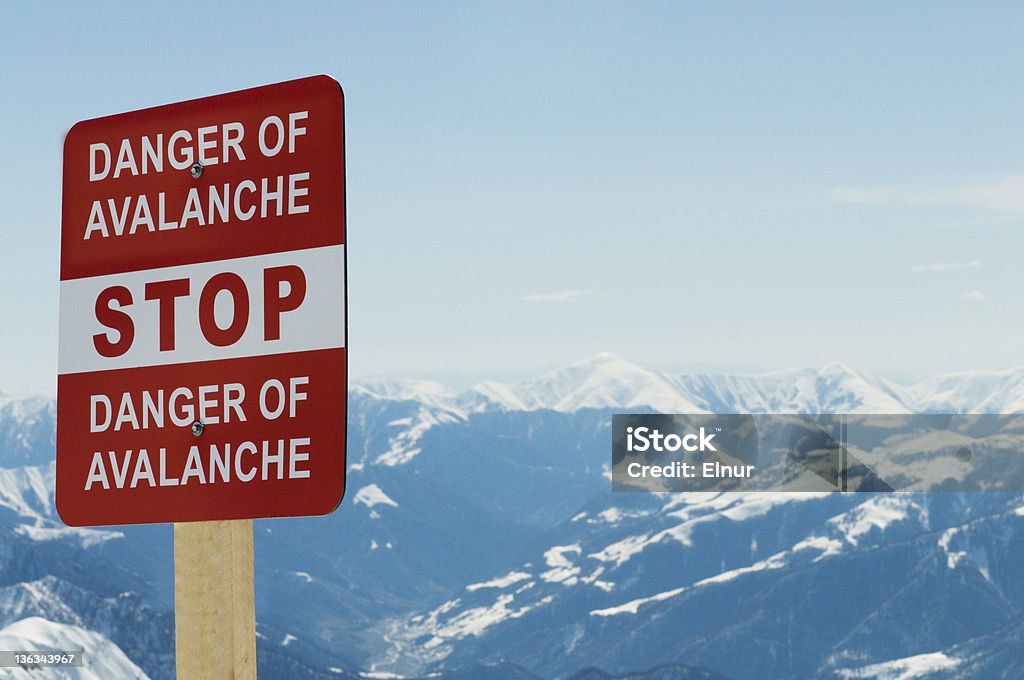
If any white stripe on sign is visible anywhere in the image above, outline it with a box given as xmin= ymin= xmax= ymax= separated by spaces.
xmin=58 ymin=245 xmax=345 ymax=375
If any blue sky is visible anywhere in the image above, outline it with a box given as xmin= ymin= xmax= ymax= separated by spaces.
xmin=3 ymin=2 xmax=1024 ymax=394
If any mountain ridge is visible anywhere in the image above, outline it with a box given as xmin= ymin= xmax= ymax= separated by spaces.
xmin=353 ymin=353 xmax=1024 ymax=417
xmin=3 ymin=356 xmax=1024 ymax=678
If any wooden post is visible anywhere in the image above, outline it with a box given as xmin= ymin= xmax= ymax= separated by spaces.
xmin=174 ymin=520 xmax=257 ymax=679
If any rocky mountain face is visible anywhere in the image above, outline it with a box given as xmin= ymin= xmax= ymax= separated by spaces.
xmin=2 ymin=355 xmax=1024 ymax=678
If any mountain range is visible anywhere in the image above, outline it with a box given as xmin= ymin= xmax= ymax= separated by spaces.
xmin=2 ymin=355 xmax=1024 ymax=678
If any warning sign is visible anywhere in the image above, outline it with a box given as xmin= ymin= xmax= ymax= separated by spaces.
xmin=57 ymin=75 xmax=347 ymax=526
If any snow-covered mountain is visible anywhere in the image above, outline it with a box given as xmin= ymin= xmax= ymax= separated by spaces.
xmin=667 ymin=363 xmax=915 ymax=414
xmin=353 ymin=354 xmax=922 ymax=420
xmin=911 ymin=366 xmax=1024 ymax=414
xmin=389 ymin=489 xmax=1024 ymax=678
xmin=343 ymin=356 xmax=1024 ymax=678
xmin=470 ymin=354 xmax=706 ymax=414
xmin=353 ymin=353 xmax=1024 ymax=427
xmin=3 ymin=357 xmax=1024 ymax=679
xmin=0 ymin=617 xmax=148 ymax=679
xmin=0 ymin=395 xmax=55 ymax=467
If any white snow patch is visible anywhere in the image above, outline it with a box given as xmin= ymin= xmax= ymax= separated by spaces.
xmin=589 ymin=533 xmax=653 ymax=568
xmin=830 ymin=496 xmax=916 ymax=546
xmin=936 ymin=525 xmax=991 ymax=580
xmin=590 ymin=493 xmax=830 ymax=569
xmin=580 ymin=566 xmax=614 ymax=591
xmin=695 ymin=551 xmax=790 ymax=587
xmin=415 ymin=593 xmax=552 ymax=650
xmin=720 ymin=494 xmax=824 ymax=521
xmin=589 ymin=507 xmax=652 ymax=524
xmin=793 ymin=535 xmax=845 ymax=562
xmin=541 ymin=544 xmax=582 ymax=585
xmin=14 ymin=525 xmax=123 ymax=549
xmin=427 ymin=594 xmax=515 ymax=642
xmin=592 ymin=523 xmax=845 ymax=618
xmin=544 ymin=544 xmax=581 ymax=569
xmin=938 ymin=527 xmax=967 ymax=569
xmin=373 ymin=406 xmax=464 ymax=466
xmin=591 ymin=549 xmax=791 ymax=618
xmin=591 ymin=586 xmax=687 ymax=617
xmin=838 ymin=651 xmax=961 ymax=679
xmin=466 ymin=571 xmax=531 ymax=592
xmin=354 ymin=484 xmax=399 ymax=509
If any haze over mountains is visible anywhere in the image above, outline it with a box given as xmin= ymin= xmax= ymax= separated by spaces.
xmin=357 ymin=353 xmax=1023 ymax=418
xmin=1 ymin=355 xmax=1024 ymax=678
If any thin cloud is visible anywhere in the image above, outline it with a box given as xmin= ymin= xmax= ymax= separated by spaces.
xmin=960 ymin=290 xmax=986 ymax=302
xmin=911 ymin=260 xmax=981 ymax=273
xmin=521 ymin=289 xmax=596 ymax=303
xmin=826 ymin=174 xmax=1024 ymax=217
xmin=825 ymin=186 xmax=904 ymax=203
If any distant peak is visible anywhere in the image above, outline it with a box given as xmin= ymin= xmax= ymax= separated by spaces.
xmin=818 ymin=362 xmax=860 ymax=376
xmin=569 ymin=352 xmax=651 ymax=375
xmin=350 ymin=377 xmax=457 ymax=406
xmin=592 ymin=351 xmax=623 ymax=362
xmin=569 ymin=352 xmax=631 ymax=369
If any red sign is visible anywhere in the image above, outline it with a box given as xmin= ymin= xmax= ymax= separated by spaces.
xmin=57 ymin=75 xmax=346 ymax=526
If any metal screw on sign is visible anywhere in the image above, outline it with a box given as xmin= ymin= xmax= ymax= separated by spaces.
xmin=191 ymin=421 xmax=205 ymax=437
xmin=190 ymin=162 xmax=203 ymax=178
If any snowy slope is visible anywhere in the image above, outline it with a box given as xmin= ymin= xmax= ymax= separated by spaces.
xmin=470 ymin=354 xmax=707 ymax=414
xmin=349 ymin=356 xmax=925 ymax=480
xmin=0 ymin=463 xmax=54 ymax=523
xmin=4 ymin=358 xmax=1024 ymax=679
xmin=670 ymin=363 xmax=915 ymax=414
xmin=381 ymin=490 xmax=1024 ymax=679
xmin=911 ymin=366 xmax=1024 ymax=414
xmin=351 ymin=379 xmax=460 ymax=410
xmin=0 ymin=395 xmax=56 ymax=467
xmin=0 ymin=617 xmax=148 ymax=679
xmin=348 ymin=355 xmax=1024 ymax=439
